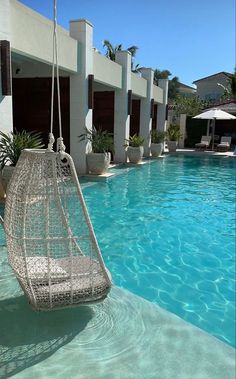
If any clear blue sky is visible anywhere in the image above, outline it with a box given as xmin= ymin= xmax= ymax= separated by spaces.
xmin=19 ymin=0 xmax=235 ymax=86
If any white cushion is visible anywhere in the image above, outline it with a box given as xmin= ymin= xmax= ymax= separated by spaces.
xmin=13 ymin=256 xmax=67 ymax=279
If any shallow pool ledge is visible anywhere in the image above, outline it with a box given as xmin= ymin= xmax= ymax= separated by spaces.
xmin=4 ymin=286 xmax=235 ymax=379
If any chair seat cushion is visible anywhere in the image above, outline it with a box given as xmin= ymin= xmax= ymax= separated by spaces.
xmin=12 ymin=256 xmax=67 ymax=279
xmin=195 ymin=142 xmax=208 ymax=147
xmin=218 ymin=142 xmax=229 ymax=146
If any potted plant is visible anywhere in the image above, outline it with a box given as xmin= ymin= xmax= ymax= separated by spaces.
xmin=150 ymin=129 xmax=166 ymax=157
xmin=125 ymin=134 xmax=145 ymax=163
xmin=0 ymin=130 xmax=44 ymax=190
xmin=166 ymin=124 xmax=181 ymax=152
xmin=79 ymin=126 xmax=114 ymax=174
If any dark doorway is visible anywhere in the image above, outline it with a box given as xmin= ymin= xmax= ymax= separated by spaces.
xmin=152 ymin=104 xmax=158 ymax=130
xmin=185 ymin=116 xmax=207 ymax=147
xmin=93 ymin=91 xmax=114 ymax=133
xmin=130 ymin=99 xmax=140 ymax=136
xmin=12 ymin=77 xmax=70 ymax=151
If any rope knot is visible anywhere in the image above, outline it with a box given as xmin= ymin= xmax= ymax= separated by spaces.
xmin=47 ymin=133 xmax=55 ymax=151
xmin=57 ymin=137 xmax=66 ymax=156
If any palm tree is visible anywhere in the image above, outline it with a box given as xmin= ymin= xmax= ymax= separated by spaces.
xmin=154 ymin=69 xmax=172 ymax=81
xmin=102 ymin=40 xmax=139 ymax=71
xmin=102 ymin=40 xmax=122 ymax=61
xmin=154 ymin=69 xmax=180 ymax=100
xmin=168 ymin=76 xmax=180 ymax=100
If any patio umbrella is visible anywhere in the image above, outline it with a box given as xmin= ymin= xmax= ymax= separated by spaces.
xmin=193 ymin=108 xmax=236 ymax=150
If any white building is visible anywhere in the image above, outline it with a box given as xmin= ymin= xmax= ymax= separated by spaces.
xmin=0 ymin=0 xmax=167 ymax=173
xmin=193 ymin=72 xmax=232 ymax=102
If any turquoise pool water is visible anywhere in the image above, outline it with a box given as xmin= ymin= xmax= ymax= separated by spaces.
xmin=81 ymin=155 xmax=236 ymax=347
xmin=0 ymin=155 xmax=235 ymax=349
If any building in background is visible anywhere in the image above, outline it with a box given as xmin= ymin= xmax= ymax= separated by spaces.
xmin=0 ymin=0 xmax=167 ymax=173
xmin=178 ymin=82 xmax=196 ymax=97
xmin=193 ymin=72 xmax=232 ymax=102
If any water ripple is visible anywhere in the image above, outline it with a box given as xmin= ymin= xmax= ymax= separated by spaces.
xmin=83 ymin=156 xmax=236 ymax=347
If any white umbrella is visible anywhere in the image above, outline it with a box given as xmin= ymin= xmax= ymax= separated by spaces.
xmin=193 ymin=108 xmax=236 ymax=149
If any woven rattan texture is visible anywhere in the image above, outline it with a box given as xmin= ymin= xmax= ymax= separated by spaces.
xmin=4 ymin=150 xmax=111 ymax=310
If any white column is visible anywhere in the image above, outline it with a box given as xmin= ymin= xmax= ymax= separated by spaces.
xmin=0 ymin=0 xmax=13 ymax=134
xmin=69 ymin=19 xmax=93 ymax=173
xmin=157 ymin=79 xmax=168 ymax=132
xmin=179 ymin=114 xmax=187 ymax=148
xmin=114 ymin=51 xmax=132 ymax=163
xmin=139 ymin=68 xmax=154 ymax=156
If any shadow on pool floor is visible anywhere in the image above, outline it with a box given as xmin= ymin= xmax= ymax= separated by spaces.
xmin=0 ymin=282 xmax=235 ymax=379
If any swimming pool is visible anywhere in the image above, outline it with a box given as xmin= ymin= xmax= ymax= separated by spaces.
xmin=81 ymin=155 xmax=235 ymax=347
xmin=0 ymin=155 xmax=235 ymax=348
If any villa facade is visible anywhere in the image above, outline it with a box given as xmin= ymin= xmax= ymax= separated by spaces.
xmin=0 ymin=0 xmax=167 ymax=173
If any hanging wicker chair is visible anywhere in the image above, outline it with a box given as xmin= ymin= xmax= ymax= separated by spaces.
xmin=4 ymin=149 xmax=112 ymax=310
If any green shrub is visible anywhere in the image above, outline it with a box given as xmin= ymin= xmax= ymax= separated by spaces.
xmin=0 ymin=130 xmax=44 ymax=168
xmin=79 ymin=126 xmax=114 ymax=153
xmin=125 ymin=134 xmax=145 ymax=147
xmin=150 ymin=129 xmax=166 ymax=143
xmin=167 ymin=124 xmax=181 ymax=141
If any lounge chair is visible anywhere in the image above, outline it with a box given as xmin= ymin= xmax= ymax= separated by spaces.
xmin=216 ymin=137 xmax=232 ymax=152
xmin=195 ymin=136 xmax=211 ymax=150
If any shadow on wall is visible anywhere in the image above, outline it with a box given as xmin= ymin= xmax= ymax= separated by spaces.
xmin=0 ymin=295 xmax=94 ymax=378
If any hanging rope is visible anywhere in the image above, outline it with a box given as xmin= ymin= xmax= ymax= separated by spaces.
xmin=48 ymin=0 xmax=66 ymax=155
xmin=4 ymin=0 xmax=112 ymax=311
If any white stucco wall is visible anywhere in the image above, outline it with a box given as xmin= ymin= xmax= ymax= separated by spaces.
xmin=11 ymin=58 xmax=69 ymax=78
xmin=93 ymin=51 xmax=122 ymax=89
xmin=131 ymin=73 xmax=147 ymax=98
xmin=157 ymin=79 xmax=168 ymax=132
xmin=114 ymin=51 xmax=131 ymax=162
xmin=139 ymin=68 xmax=153 ymax=156
xmin=153 ymin=85 xmax=163 ymax=104
xmin=69 ymin=20 xmax=94 ymax=173
xmin=10 ymin=0 xmax=77 ymax=72
xmin=179 ymin=114 xmax=187 ymax=148
xmin=0 ymin=0 xmax=10 ymax=41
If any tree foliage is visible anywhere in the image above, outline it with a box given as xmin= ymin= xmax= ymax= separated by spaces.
xmin=0 ymin=130 xmax=44 ymax=168
xmin=154 ymin=69 xmax=180 ymax=100
xmin=172 ymin=95 xmax=208 ymax=117
xmin=102 ymin=40 xmax=139 ymax=72
xmin=230 ymin=69 xmax=236 ymax=96
xmin=78 ymin=126 xmax=114 ymax=153
xmin=153 ymin=69 xmax=171 ymax=80
xmin=219 ymin=69 xmax=236 ymax=101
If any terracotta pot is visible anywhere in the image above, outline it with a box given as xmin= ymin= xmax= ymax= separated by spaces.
xmin=86 ymin=152 xmax=111 ymax=174
xmin=151 ymin=143 xmax=164 ymax=157
xmin=127 ymin=146 xmax=144 ymax=163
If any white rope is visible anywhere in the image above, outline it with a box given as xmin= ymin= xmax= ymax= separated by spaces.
xmin=48 ymin=0 xmax=66 ymax=154
xmin=3 ymin=0 xmax=111 ymax=311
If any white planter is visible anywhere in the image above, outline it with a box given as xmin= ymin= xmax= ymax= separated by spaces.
xmin=1 ymin=166 xmax=15 ymax=191
xmin=86 ymin=152 xmax=111 ymax=174
xmin=167 ymin=141 xmax=178 ymax=153
xmin=151 ymin=143 xmax=164 ymax=157
xmin=127 ymin=146 xmax=144 ymax=164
